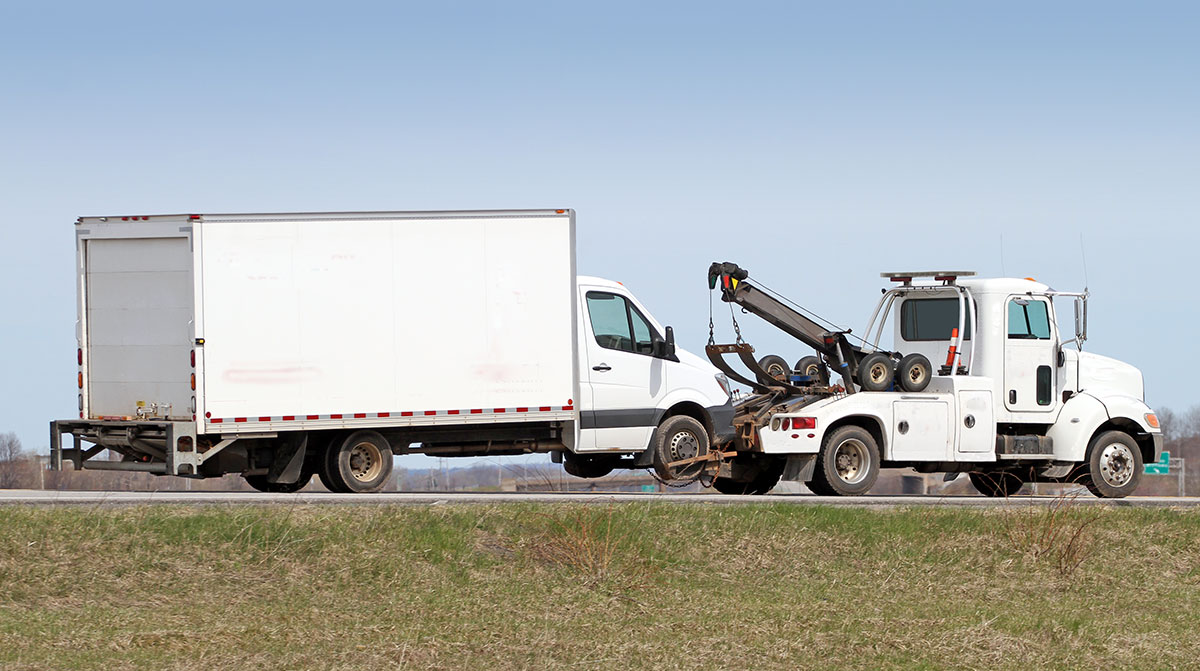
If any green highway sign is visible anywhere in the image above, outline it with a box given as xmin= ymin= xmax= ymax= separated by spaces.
xmin=641 ymin=484 xmax=657 ymax=493
xmin=1145 ymin=451 xmax=1170 ymax=475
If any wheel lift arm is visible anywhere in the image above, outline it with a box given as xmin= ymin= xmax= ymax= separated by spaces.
xmin=707 ymin=262 xmax=861 ymax=392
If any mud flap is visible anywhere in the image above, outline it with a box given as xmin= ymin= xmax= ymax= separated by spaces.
xmin=268 ymin=434 xmax=308 ymax=484
xmin=781 ymin=454 xmax=817 ymax=482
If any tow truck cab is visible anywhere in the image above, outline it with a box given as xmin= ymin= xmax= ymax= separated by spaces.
xmin=756 ymin=273 xmax=1161 ymax=497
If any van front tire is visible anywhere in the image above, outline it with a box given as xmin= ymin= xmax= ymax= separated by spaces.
xmin=652 ymin=415 xmax=710 ymax=481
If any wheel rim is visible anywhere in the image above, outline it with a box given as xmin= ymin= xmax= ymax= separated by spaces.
xmin=669 ymin=430 xmax=699 ymax=462
xmin=668 ymin=430 xmax=703 ymax=477
xmin=348 ymin=441 xmax=383 ymax=482
xmin=833 ymin=438 xmax=870 ymax=484
xmin=907 ymin=364 xmax=927 ymax=386
xmin=868 ymin=363 xmax=888 ymax=385
xmin=1098 ymin=442 xmax=1135 ymax=488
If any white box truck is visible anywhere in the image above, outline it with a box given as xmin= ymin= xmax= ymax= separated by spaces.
xmin=51 ymin=210 xmax=735 ymax=492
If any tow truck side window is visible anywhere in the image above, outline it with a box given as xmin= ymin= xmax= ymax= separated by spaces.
xmin=586 ymin=292 xmax=658 ymax=355
xmin=900 ymin=298 xmax=972 ymax=341
xmin=1008 ymin=299 xmax=1051 ymax=339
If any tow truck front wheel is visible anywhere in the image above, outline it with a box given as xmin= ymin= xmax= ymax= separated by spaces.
xmin=811 ymin=426 xmax=880 ymax=496
xmin=1083 ymin=431 xmax=1142 ymax=498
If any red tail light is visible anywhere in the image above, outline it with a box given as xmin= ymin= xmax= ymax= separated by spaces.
xmin=781 ymin=418 xmax=790 ymax=431
xmin=77 ymin=348 xmax=83 ymax=366
xmin=190 ymin=350 xmax=195 ymax=367
xmin=792 ymin=417 xmax=817 ymax=430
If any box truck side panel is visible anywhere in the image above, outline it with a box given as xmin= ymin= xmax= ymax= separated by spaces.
xmin=199 ymin=214 xmax=575 ymax=423
xmin=85 ymin=237 xmax=193 ymax=418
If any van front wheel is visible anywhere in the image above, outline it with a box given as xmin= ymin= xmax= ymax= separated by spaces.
xmin=652 ymin=415 xmax=710 ymax=481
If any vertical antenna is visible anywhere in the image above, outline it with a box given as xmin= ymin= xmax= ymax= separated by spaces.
xmin=999 ymin=234 xmax=1006 ymax=276
xmin=1079 ymin=234 xmax=1090 ymax=290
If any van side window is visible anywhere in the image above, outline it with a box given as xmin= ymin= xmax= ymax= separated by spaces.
xmin=900 ymin=298 xmax=972 ymax=341
xmin=586 ymin=291 xmax=659 ymax=354
xmin=1008 ymin=299 xmax=1051 ymax=339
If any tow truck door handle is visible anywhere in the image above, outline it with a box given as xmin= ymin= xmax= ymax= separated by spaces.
xmin=592 ymin=364 xmax=612 ymax=372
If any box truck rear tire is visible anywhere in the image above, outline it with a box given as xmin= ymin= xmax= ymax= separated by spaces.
xmin=324 ymin=431 xmax=394 ymax=493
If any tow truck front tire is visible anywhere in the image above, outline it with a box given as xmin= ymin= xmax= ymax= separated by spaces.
xmin=811 ymin=426 xmax=880 ymax=496
xmin=1082 ymin=430 xmax=1143 ymax=498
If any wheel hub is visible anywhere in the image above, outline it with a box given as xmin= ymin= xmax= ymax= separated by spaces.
xmin=348 ymin=442 xmax=382 ymax=482
xmin=833 ymin=439 xmax=868 ymax=484
xmin=1099 ymin=443 xmax=1134 ymax=488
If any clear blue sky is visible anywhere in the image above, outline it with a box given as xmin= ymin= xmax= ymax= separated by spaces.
xmin=2 ymin=1 xmax=1198 ymax=456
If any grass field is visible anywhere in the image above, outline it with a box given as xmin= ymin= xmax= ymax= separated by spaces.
xmin=1 ymin=501 xmax=1198 ymax=670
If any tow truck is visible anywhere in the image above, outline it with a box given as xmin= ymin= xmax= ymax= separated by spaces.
xmin=680 ymin=262 xmax=1162 ymax=498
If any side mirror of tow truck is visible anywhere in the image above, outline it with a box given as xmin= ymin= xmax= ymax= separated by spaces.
xmin=653 ymin=326 xmax=677 ymax=359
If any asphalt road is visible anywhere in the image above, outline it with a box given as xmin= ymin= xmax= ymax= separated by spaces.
xmin=1 ymin=489 xmax=1199 ymax=507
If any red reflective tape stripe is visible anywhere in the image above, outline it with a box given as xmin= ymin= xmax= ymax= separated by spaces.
xmin=447 ymin=409 xmax=460 ymax=415
xmin=330 ymin=414 xmax=343 ymax=419
xmin=494 ymin=408 xmax=506 ymax=413
xmin=377 ymin=412 xmax=390 ymax=418
xmin=282 ymin=415 xmax=295 ymax=421
xmin=563 ymin=406 xmax=574 ymax=411
xmin=470 ymin=409 xmax=482 ymax=414
xmin=516 ymin=407 xmax=528 ymax=412
xmin=234 ymin=418 xmax=247 ymax=423
xmin=354 ymin=413 xmax=366 ymax=418
xmin=307 ymin=415 xmax=319 ymax=420
xmin=539 ymin=406 xmax=551 ymax=412
xmin=424 ymin=410 xmax=437 ymax=416
xmin=210 ymin=418 xmax=223 ymax=424
xmin=258 ymin=416 xmax=271 ymax=422
xmin=401 ymin=411 xmax=413 ymax=417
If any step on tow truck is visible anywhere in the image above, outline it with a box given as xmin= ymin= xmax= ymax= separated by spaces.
xmin=662 ymin=262 xmax=1162 ymax=498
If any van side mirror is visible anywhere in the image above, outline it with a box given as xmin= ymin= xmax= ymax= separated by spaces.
xmin=653 ymin=326 xmax=677 ymax=359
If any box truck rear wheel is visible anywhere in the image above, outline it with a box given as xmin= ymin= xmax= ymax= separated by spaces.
xmin=323 ymin=431 xmax=394 ymax=493
xmin=652 ymin=415 xmax=710 ymax=481
xmin=811 ymin=426 xmax=879 ymax=496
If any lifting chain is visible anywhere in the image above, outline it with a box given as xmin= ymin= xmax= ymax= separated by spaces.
xmin=729 ymin=303 xmax=744 ymax=344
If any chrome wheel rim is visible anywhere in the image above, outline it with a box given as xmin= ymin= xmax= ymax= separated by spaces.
xmin=834 ymin=438 xmax=870 ymax=484
xmin=1099 ymin=443 xmax=1135 ymax=488
xmin=348 ymin=441 xmax=383 ymax=482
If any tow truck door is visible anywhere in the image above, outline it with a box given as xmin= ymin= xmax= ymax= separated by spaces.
xmin=1003 ymin=296 xmax=1058 ymax=415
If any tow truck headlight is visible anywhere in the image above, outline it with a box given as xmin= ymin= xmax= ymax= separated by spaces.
xmin=715 ymin=374 xmax=732 ymax=399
